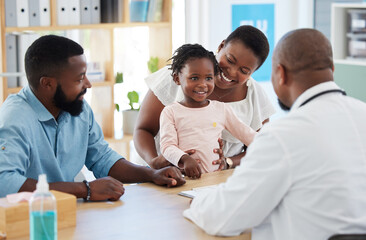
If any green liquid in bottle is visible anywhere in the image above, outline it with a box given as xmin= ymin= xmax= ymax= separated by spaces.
xmin=30 ymin=211 xmax=57 ymax=240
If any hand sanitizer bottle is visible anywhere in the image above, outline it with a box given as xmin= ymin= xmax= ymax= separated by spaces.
xmin=29 ymin=174 xmax=57 ymax=240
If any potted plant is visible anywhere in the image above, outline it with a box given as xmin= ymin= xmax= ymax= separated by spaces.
xmin=115 ymin=72 xmax=140 ymax=135
xmin=115 ymin=58 xmax=159 ymax=135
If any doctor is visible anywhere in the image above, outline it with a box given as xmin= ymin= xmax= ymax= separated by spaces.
xmin=183 ymin=28 xmax=366 ymax=240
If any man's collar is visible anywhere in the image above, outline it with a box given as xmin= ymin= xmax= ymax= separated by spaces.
xmin=22 ymin=85 xmax=56 ymax=122
xmin=290 ymin=81 xmax=341 ymax=112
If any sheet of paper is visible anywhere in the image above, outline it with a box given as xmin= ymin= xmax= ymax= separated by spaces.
xmin=178 ymin=185 xmax=218 ymax=199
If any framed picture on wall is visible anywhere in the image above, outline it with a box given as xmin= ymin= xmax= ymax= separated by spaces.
xmin=231 ymin=3 xmax=275 ymax=81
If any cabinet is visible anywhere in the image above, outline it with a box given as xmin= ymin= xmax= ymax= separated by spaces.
xmin=331 ymin=3 xmax=366 ymax=104
xmin=331 ymin=3 xmax=366 ymax=66
xmin=0 ymin=0 xmax=172 ymax=139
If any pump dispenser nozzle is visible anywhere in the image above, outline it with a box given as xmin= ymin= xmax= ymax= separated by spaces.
xmin=36 ymin=174 xmax=49 ymax=193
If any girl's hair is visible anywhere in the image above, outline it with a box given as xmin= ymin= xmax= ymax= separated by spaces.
xmin=225 ymin=25 xmax=269 ymax=70
xmin=169 ymin=43 xmax=220 ymax=76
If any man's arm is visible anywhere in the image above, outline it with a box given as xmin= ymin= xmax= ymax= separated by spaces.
xmin=108 ymin=158 xmax=186 ymax=187
xmin=19 ymin=177 xmax=125 ymax=201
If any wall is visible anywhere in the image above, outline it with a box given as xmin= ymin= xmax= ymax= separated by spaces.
xmin=334 ymin=63 xmax=366 ymax=103
xmin=185 ymin=0 xmax=313 ymax=52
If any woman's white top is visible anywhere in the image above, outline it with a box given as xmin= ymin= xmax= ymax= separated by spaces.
xmin=145 ymin=66 xmax=276 ymax=157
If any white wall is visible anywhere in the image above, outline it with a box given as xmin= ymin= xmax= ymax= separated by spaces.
xmin=185 ymin=0 xmax=314 ymax=51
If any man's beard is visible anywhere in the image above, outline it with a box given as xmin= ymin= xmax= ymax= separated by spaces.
xmin=53 ymin=84 xmax=86 ymax=116
xmin=277 ymin=98 xmax=290 ymax=111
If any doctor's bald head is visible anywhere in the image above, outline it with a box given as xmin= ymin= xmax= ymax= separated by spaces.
xmin=273 ymin=28 xmax=333 ymax=73
xmin=271 ymin=29 xmax=335 ymax=110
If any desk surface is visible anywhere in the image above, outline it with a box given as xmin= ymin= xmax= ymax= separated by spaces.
xmin=16 ymin=169 xmax=251 ymax=240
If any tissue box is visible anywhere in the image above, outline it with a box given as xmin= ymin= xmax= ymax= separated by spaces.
xmin=0 ymin=190 xmax=76 ymax=239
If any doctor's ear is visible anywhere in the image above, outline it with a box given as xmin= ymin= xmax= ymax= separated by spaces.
xmin=173 ymin=73 xmax=181 ymax=85
xmin=277 ymin=64 xmax=287 ymax=86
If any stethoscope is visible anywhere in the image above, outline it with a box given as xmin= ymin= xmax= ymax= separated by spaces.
xmin=299 ymin=89 xmax=347 ymax=108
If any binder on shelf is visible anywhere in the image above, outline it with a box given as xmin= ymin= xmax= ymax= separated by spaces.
xmin=5 ymin=0 xmax=17 ymax=27
xmin=69 ymin=0 xmax=81 ymax=25
xmin=147 ymin=0 xmax=163 ymax=22
xmin=17 ymin=33 xmax=40 ymax=87
xmin=5 ymin=34 xmax=19 ymax=88
xmin=80 ymin=0 xmax=92 ymax=24
xmin=16 ymin=0 xmax=30 ymax=27
xmin=91 ymin=0 xmax=101 ymax=24
xmin=101 ymin=0 xmax=114 ymax=23
xmin=28 ymin=0 xmax=41 ymax=26
xmin=57 ymin=0 xmax=69 ymax=25
xmin=113 ymin=0 xmax=124 ymax=23
xmin=39 ymin=0 xmax=51 ymax=26
xmin=130 ymin=0 xmax=149 ymax=22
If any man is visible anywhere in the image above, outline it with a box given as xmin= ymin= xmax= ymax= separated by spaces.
xmin=0 ymin=35 xmax=185 ymax=200
xmin=183 ymin=29 xmax=366 ymax=239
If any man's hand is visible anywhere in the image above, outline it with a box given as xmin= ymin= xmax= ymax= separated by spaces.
xmin=89 ymin=176 xmax=125 ymax=201
xmin=212 ymin=138 xmax=226 ymax=171
xmin=180 ymin=154 xmax=201 ymax=179
xmin=150 ymin=155 xmax=173 ymax=169
xmin=151 ymin=166 xmax=186 ymax=187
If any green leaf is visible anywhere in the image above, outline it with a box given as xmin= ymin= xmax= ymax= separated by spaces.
xmin=115 ymin=103 xmax=120 ymax=112
xmin=147 ymin=57 xmax=159 ymax=73
xmin=115 ymin=72 xmax=123 ymax=84
xmin=127 ymin=91 xmax=139 ymax=110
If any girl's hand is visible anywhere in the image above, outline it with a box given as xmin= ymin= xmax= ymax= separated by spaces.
xmin=180 ymin=155 xmax=201 ymax=179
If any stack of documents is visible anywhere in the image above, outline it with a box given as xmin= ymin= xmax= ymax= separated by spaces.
xmin=178 ymin=185 xmax=218 ymax=199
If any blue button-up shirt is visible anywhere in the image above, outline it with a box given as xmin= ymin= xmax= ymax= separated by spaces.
xmin=0 ymin=85 xmax=122 ymax=197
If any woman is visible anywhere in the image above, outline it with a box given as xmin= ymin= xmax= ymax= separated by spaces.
xmin=134 ymin=25 xmax=276 ymax=170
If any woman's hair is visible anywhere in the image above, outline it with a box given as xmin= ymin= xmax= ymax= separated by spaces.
xmin=225 ymin=25 xmax=269 ymax=70
xmin=169 ymin=43 xmax=220 ymax=76
xmin=25 ymin=35 xmax=84 ymax=89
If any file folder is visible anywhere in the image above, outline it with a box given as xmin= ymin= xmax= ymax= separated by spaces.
xmin=57 ymin=0 xmax=69 ymax=25
xmin=39 ymin=0 xmax=51 ymax=26
xmin=130 ymin=0 xmax=149 ymax=22
xmin=5 ymin=0 xmax=17 ymax=27
xmin=5 ymin=34 xmax=19 ymax=88
xmin=17 ymin=33 xmax=40 ymax=87
xmin=16 ymin=0 xmax=30 ymax=27
xmin=80 ymin=0 xmax=92 ymax=24
xmin=28 ymin=0 xmax=41 ymax=26
xmin=147 ymin=0 xmax=163 ymax=22
xmin=113 ymin=0 xmax=124 ymax=23
xmin=69 ymin=0 xmax=81 ymax=25
xmin=91 ymin=0 xmax=101 ymax=24
xmin=101 ymin=0 xmax=114 ymax=23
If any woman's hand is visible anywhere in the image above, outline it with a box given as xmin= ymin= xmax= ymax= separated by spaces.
xmin=212 ymin=138 xmax=226 ymax=171
xmin=150 ymin=155 xmax=173 ymax=169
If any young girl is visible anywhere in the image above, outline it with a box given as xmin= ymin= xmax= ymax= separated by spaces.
xmin=159 ymin=44 xmax=257 ymax=178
